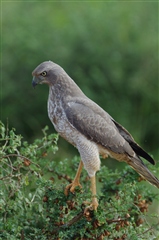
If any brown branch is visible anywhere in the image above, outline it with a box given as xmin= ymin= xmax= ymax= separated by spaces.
xmin=137 ymin=221 xmax=159 ymax=237
xmin=107 ymin=217 xmax=125 ymax=224
xmin=0 ymin=154 xmax=40 ymax=168
xmin=49 ymin=211 xmax=84 ymax=235
xmin=64 ymin=211 xmax=84 ymax=227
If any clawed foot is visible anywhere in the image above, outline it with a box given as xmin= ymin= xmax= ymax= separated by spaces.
xmin=84 ymin=197 xmax=99 ymax=214
xmin=65 ymin=161 xmax=83 ymax=196
xmin=64 ymin=163 xmax=99 ymax=213
xmin=64 ymin=181 xmax=82 ymax=196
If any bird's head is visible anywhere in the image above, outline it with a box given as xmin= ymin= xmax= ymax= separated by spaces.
xmin=32 ymin=61 xmax=62 ymax=88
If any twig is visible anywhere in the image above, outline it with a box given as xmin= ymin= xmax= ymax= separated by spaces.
xmin=50 ymin=210 xmax=85 ymax=234
xmin=0 ymin=154 xmax=40 ymax=168
xmin=63 ymin=211 xmax=84 ymax=227
xmin=1 ymin=121 xmax=9 ymax=152
xmin=137 ymin=221 xmax=159 ymax=237
xmin=107 ymin=218 xmax=125 ymax=224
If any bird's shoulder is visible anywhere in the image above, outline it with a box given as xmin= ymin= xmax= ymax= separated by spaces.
xmin=64 ymin=96 xmax=115 ymax=127
xmin=63 ymin=97 xmax=134 ymax=155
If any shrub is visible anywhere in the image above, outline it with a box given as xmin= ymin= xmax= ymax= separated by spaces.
xmin=0 ymin=121 xmax=158 ymax=239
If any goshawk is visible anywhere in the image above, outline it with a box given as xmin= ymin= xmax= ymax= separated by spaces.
xmin=32 ymin=61 xmax=159 ymax=211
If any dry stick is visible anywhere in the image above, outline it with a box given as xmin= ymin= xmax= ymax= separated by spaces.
xmin=50 ymin=211 xmax=84 ymax=234
xmin=64 ymin=211 xmax=84 ymax=227
xmin=107 ymin=218 xmax=126 ymax=224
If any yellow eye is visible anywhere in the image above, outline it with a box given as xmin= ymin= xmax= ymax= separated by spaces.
xmin=41 ymin=71 xmax=47 ymax=77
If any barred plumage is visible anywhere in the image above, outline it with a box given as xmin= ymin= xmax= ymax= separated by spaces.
xmin=32 ymin=61 xmax=159 ymax=210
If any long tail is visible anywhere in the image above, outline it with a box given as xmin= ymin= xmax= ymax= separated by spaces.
xmin=128 ymin=157 xmax=159 ymax=188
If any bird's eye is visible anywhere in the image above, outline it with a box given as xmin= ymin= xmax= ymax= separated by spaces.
xmin=41 ymin=71 xmax=47 ymax=77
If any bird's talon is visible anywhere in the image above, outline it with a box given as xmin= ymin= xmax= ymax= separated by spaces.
xmin=64 ymin=182 xmax=82 ymax=196
xmin=84 ymin=204 xmax=94 ymax=215
xmin=83 ymin=199 xmax=98 ymax=214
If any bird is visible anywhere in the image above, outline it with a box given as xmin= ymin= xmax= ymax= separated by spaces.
xmin=32 ymin=61 xmax=159 ymax=211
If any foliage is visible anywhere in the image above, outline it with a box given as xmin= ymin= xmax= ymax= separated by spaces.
xmin=0 ymin=121 xmax=159 ymax=240
xmin=1 ymin=2 xmax=159 ymax=160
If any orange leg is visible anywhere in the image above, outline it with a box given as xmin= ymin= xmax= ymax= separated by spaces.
xmin=64 ymin=160 xmax=83 ymax=195
xmin=84 ymin=175 xmax=98 ymax=212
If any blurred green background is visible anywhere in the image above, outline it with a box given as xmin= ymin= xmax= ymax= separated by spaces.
xmin=1 ymin=2 xmax=159 ymax=164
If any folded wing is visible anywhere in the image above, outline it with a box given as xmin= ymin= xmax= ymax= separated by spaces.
xmin=65 ymin=100 xmax=134 ymax=157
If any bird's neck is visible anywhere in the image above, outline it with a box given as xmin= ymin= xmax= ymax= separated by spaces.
xmin=48 ymin=76 xmax=85 ymax=103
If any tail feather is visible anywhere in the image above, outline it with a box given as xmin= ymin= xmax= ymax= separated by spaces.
xmin=128 ymin=157 xmax=159 ymax=188
xmin=130 ymin=142 xmax=155 ymax=165
xmin=112 ymin=119 xmax=155 ymax=165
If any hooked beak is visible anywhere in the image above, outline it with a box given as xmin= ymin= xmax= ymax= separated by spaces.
xmin=32 ymin=76 xmax=39 ymax=88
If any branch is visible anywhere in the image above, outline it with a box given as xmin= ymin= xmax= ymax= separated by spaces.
xmin=0 ymin=154 xmax=40 ymax=168
xmin=137 ymin=221 xmax=159 ymax=238
xmin=64 ymin=211 xmax=84 ymax=227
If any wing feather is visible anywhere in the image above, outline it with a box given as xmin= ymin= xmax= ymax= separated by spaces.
xmin=112 ymin=120 xmax=155 ymax=165
xmin=65 ymin=100 xmax=134 ymax=156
